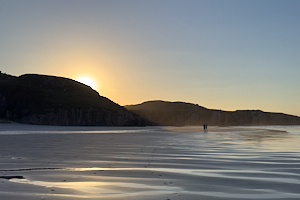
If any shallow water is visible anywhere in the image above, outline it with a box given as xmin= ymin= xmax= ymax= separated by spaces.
xmin=0 ymin=125 xmax=300 ymax=199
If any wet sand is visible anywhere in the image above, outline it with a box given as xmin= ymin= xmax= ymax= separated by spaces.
xmin=0 ymin=124 xmax=300 ymax=200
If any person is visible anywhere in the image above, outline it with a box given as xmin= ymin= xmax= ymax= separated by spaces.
xmin=205 ymin=124 xmax=208 ymax=131
xmin=203 ymin=124 xmax=206 ymax=132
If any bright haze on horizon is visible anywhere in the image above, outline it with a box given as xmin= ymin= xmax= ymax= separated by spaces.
xmin=0 ymin=0 xmax=299 ymax=116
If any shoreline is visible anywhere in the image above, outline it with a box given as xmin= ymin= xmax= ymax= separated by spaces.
xmin=0 ymin=125 xmax=299 ymax=199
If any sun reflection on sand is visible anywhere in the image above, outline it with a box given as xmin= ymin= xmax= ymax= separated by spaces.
xmin=10 ymin=175 xmax=182 ymax=198
xmin=10 ymin=165 xmax=300 ymax=199
xmin=2 ymin=125 xmax=300 ymax=199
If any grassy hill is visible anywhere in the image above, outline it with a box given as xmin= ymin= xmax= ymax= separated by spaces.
xmin=126 ymin=101 xmax=300 ymax=126
xmin=2 ymin=72 xmax=299 ymax=126
xmin=0 ymin=73 xmax=146 ymax=126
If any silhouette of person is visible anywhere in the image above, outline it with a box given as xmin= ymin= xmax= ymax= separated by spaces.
xmin=205 ymin=124 xmax=208 ymax=131
xmin=203 ymin=124 xmax=206 ymax=132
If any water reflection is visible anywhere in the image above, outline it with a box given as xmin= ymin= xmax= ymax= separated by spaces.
xmin=237 ymin=130 xmax=289 ymax=142
xmin=10 ymin=166 xmax=300 ymax=198
xmin=3 ymin=125 xmax=300 ymax=199
xmin=11 ymin=175 xmax=182 ymax=198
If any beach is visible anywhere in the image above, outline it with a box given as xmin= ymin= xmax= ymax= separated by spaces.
xmin=0 ymin=124 xmax=300 ymax=200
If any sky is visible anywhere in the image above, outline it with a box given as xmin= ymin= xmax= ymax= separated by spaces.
xmin=1 ymin=0 xmax=300 ymax=116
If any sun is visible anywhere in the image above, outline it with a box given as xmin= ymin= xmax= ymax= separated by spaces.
xmin=76 ymin=76 xmax=96 ymax=89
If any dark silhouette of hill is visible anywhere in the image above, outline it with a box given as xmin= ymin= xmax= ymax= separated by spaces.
xmin=0 ymin=72 xmax=148 ymax=126
xmin=1 ymin=72 xmax=299 ymax=126
xmin=126 ymin=101 xmax=300 ymax=126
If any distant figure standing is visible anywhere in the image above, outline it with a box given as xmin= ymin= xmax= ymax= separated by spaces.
xmin=203 ymin=124 xmax=208 ymax=132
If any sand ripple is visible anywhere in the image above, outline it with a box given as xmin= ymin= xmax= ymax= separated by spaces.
xmin=0 ymin=125 xmax=300 ymax=199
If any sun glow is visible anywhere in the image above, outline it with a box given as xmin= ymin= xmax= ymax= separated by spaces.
xmin=76 ymin=76 xmax=97 ymax=89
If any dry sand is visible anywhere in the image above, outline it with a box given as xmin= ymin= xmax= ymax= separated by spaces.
xmin=0 ymin=124 xmax=300 ymax=200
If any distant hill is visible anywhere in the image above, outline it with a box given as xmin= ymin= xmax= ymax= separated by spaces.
xmin=2 ymin=72 xmax=299 ymax=126
xmin=126 ymin=101 xmax=300 ymax=126
xmin=0 ymin=72 xmax=148 ymax=126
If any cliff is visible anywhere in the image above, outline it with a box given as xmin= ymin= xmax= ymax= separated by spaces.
xmin=2 ymin=72 xmax=299 ymax=127
xmin=126 ymin=101 xmax=300 ymax=126
xmin=0 ymin=73 xmax=148 ymax=126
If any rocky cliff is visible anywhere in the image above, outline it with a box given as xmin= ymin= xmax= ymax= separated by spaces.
xmin=126 ymin=101 xmax=300 ymax=126
xmin=0 ymin=72 xmax=148 ymax=126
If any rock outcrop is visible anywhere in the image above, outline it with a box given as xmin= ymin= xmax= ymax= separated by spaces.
xmin=126 ymin=101 xmax=300 ymax=126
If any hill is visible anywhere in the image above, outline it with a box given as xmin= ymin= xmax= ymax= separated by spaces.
xmin=0 ymin=72 xmax=147 ymax=126
xmin=126 ymin=101 xmax=300 ymax=126
xmin=2 ymin=72 xmax=299 ymax=127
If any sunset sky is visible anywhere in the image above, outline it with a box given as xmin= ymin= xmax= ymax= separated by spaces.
xmin=1 ymin=0 xmax=299 ymax=116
